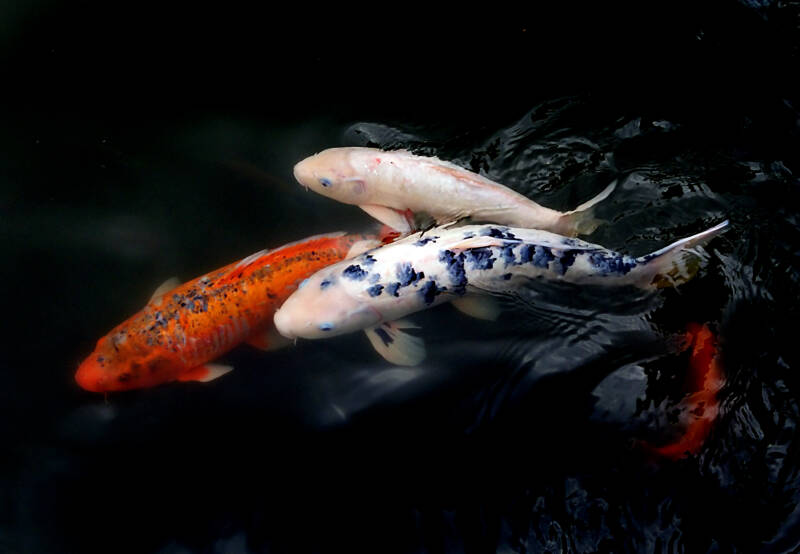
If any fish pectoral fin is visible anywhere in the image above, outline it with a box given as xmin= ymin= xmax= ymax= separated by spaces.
xmin=346 ymin=239 xmax=382 ymax=259
xmin=451 ymin=295 xmax=501 ymax=321
xmin=149 ymin=276 xmax=181 ymax=304
xmin=178 ymin=363 xmax=234 ymax=383
xmin=246 ymin=326 xmax=292 ymax=352
xmin=365 ymin=321 xmax=426 ymax=366
xmin=359 ymin=204 xmax=413 ymax=234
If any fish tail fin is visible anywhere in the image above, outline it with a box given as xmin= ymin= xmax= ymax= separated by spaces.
xmin=633 ymin=220 xmax=729 ymax=288
xmin=557 ymin=180 xmax=617 ymax=236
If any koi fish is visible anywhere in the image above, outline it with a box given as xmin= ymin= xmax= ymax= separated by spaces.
xmin=274 ymin=221 xmax=729 ymax=366
xmin=293 ymin=147 xmax=615 ymax=236
xmin=642 ymin=322 xmax=724 ymax=460
xmin=75 ymin=232 xmax=380 ymax=392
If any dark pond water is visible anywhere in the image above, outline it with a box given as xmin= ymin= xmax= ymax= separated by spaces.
xmin=2 ymin=3 xmax=800 ymax=553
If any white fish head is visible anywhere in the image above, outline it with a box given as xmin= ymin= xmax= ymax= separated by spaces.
xmin=274 ymin=270 xmax=381 ymax=340
xmin=293 ymin=147 xmax=373 ymax=205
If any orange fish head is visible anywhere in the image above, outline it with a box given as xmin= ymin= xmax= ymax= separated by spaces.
xmin=75 ymin=335 xmax=182 ymax=392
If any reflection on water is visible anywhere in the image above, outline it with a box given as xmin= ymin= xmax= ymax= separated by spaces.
xmin=3 ymin=77 xmax=800 ymax=554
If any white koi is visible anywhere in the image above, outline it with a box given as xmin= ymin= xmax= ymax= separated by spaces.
xmin=273 ymin=221 xmax=729 ymax=366
xmin=293 ymin=147 xmax=615 ymax=236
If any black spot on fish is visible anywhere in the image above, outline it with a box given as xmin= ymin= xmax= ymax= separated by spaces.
xmin=501 ymin=245 xmax=516 ymax=266
xmin=414 ymin=236 xmax=439 ymax=246
xmin=559 ymin=250 xmax=578 ymax=274
xmin=343 ymin=264 xmax=368 ymax=280
xmin=396 ymin=263 xmax=422 ymax=286
xmin=532 ymin=246 xmax=555 ymax=268
xmin=362 ymin=254 xmax=376 ymax=266
xmin=386 ymin=282 xmax=401 ymax=297
xmin=319 ymin=322 xmax=334 ymax=331
xmin=320 ymin=279 xmax=332 ymax=289
xmin=419 ymin=280 xmax=444 ymax=305
xmin=374 ymin=327 xmax=393 ymax=346
xmin=588 ymin=252 xmax=635 ymax=275
xmin=466 ymin=247 xmax=495 ymax=270
xmin=367 ymin=284 xmax=383 ymax=297
xmin=502 ymin=273 xmax=513 ymax=280
xmin=463 ymin=231 xmax=475 ymax=238
xmin=439 ymin=249 xmax=468 ymax=295
xmin=519 ymin=244 xmax=534 ymax=264
xmin=481 ymin=227 xmax=517 ymax=240
xmin=154 ymin=311 xmax=167 ymax=328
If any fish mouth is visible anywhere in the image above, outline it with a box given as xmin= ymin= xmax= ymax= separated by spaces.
xmin=75 ymin=360 xmax=107 ymax=392
xmin=292 ymin=162 xmax=310 ymax=190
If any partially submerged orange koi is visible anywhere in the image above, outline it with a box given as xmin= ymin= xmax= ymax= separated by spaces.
xmin=75 ymin=232 xmax=379 ymax=392
xmin=643 ymin=322 xmax=725 ymax=459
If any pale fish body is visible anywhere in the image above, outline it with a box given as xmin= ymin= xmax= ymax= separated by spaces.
xmin=293 ymin=147 xmax=615 ymax=236
xmin=273 ymin=221 xmax=729 ymax=366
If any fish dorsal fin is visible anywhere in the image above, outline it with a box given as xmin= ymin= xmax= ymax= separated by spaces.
xmin=150 ymin=277 xmax=181 ymax=304
xmin=346 ymin=239 xmax=382 ymax=259
xmin=233 ymin=231 xmax=349 ymax=271
xmin=451 ymin=294 xmax=501 ymax=321
xmin=365 ymin=319 xmax=425 ymax=366
xmin=178 ymin=363 xmax=234 ymax=383
xmin=448 ymin=236 xmax=510 ymax=251
xmin=359 ymin=204 xmax=413 ymax=234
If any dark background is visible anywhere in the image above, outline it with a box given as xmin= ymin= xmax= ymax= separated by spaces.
xmin=2 ymin=2 xmax=800 ymax=553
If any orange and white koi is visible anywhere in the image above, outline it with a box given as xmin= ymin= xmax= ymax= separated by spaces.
xmin=293 ymin=147 xmax=616 ymax=235
xmin=75 ymin=232 xmax=380 ymax=392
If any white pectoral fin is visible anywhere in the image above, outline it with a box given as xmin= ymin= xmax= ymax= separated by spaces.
xmin=365 ymin=320 xmax=426 ymax=366
xmin=451 ymin=294 xmax=501 ymax=321
xmin=346 ymin=239 xmax=382 ymax=259
xmin=200 ymin=363 xmax=235 ymax=381
xmin=177 ymin=363 xmax=234 ymax=383
xmin=359 ymin=204 xmax=412 ymax=234
xmin=149 ymin=277 xmax=181 ymax=304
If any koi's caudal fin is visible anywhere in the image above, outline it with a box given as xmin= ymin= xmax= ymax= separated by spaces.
xmin=633 ymin=220 xmax=730 ymax=288
xmin=556 ymin=180 xmax=617 ymax=236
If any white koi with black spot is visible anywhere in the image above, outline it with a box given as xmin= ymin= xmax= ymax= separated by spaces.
xmin=273 ymin=220 xmax=729 ymax=365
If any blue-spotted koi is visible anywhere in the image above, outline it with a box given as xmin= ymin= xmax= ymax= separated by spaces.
xmin=273 ymin=221 xmax=729 ymax=365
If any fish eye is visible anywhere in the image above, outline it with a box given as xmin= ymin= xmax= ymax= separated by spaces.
xmin=319 ymin=177 xmax=333 ymax=188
